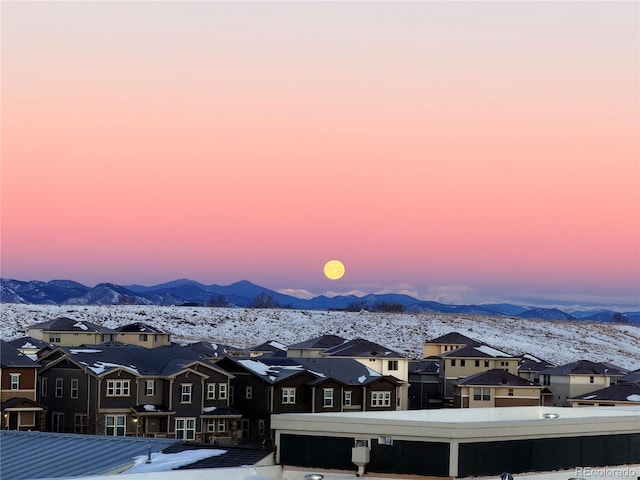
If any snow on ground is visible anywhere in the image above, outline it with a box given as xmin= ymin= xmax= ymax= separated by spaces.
xmin=123 ymin=449 xmax=226 ymax=474
xmin=1 ymin=303 xmax=639 ymax=370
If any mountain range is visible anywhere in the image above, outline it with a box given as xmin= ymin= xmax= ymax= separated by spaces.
xmin=1 ymin=277 xmax=638 ymax=324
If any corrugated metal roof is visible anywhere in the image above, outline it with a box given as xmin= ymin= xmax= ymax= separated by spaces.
xmin=0 ymin=430 xmax=178 ymax=479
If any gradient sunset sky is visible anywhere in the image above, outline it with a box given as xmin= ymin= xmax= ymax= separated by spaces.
xmin=2 ymin=2 xmax=638 ymax=309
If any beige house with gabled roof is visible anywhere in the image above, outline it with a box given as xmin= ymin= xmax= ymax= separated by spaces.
xmin=28 ymin=317 xmax=116 ymax=347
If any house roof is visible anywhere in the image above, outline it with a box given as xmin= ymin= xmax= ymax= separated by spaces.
xmin=249 ymin=340 xmax=288 ymax=356
xmin=540 ymin=360 xmax=627 ymax=376
xmin=440 ymin=343 xmax=516 ymax=359
xmin=409 ymin=359 xmax=440 ymax=374
xmin=621 ymin=369 xmax=640 ymax=383
xmin=323 ymin=337 xmax=406 ymax=359
xmin=0 ymin=340 xmax=40 ymax=368
xmin=116 ymin=322 xmax=167 ymax=334
xmin=7 ymin=336 xmax=54 ymax=352
xmin=28 ymin=316 xmax=117 ymax=333
xmin=454 ymin=369 xmax=541 ymax=387
xmin=183 ymin=341 xmax=243 ymax=358
xmin=0 ymin=430 xmax=178 ymax=480
xmin=518 ymin=353 xmax=556 ymax=372
xmin=1 ymin=397 xmax=47 ymax=411
xmin=570 ymin=382 xmax=640 ymax=403
xmin=165 ymin=444 xmax=274 ymax=470
xmin=424 ymin=332 xmax=481 ymax=346
xmin=40 ymin=343 xmax=231 ymax=379
xmin=288 ymin=334 xmax=347 ymax=349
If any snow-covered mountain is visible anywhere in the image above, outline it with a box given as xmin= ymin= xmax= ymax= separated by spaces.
xmin=2 ymin=303 xmax=638 ymax=371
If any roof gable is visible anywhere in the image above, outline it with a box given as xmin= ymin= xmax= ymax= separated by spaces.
xmin=455 ymin=369 xmax=541 ymax=387
xmin=0 ymin=340 xmax=40 ymax=368
xmin=323 ymin=337 xmax=405 ymax=359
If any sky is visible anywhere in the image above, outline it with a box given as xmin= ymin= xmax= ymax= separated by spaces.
xmin=1 ymin=1 xmax=639 ymax=309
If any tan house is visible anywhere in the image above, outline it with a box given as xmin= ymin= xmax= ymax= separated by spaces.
xmin=114 ymin=323 xmax=171 ymax=347
xmin=423 ymin=331 xmax=480 ymax=358
xmin=439 ymin=343 xmax=520 ymax=400
xmin=517 ymin=353 xmax=556 ymax=383
xmin=286 ymin=335 xmax=346 ymax=358
xmin=322 ymin=338 xmax=409 ymax=410
xmin=0 ymin=340 xmax=46 ymax=430
xmin=569 ymin=382 xmax=640 ymax=407
xmin=453 ymin=369 xmax=543 ymax=408
xmin=539 ymin=360 xmax=627 ymax=406
xmin=28 ymin=317 xmax=117 ymax=347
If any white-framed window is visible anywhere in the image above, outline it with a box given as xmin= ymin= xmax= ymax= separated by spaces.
xmin=218 ymin=384 xmax=227 ymax=400
xmin=139 ymin=334 xmax=148 ymax=342
xmin=473 ymin=387 xmax=491 ymax=401
xmin=9 ymin=373 xmax=21 ymax=390
xmin=52 ymin=412 xmax=64 ymax=432
xmin=75 ymin=414 xmax=88 ymax=434
xmin=475 ymin=360 xmax=480 ymax=367
xmin=344 ymin=390 xmax=352 ymax=406
xmin=106 ymin=415 xmax=126 ymax=436
xmin=181 ymin=384 xmax=192 ymax=403
xmin=460 ymin=360 xmax=466 ymax=367
xmin=70 ymin=378 xmax=79 ymax=399
xmin=106 ymin=380 xmax=130 ymax=397
xmin=206 ymin=383 xmax=216 ymax=400
xmin=145 ymin=380 xmax=155 ymax=396
xmin=258 ymin=419 xmax=266 ymax=436
xmin=205 ymin=419 xmax=216 ymax=432
xmin=55 ymin=378 xmax=63 ymax=398
xmin=323 ymin=388 xmax=334 ymax=407
xmin=371 ymin=391 xmax=391 ymax=407
xmin=589 ymin=376 xmax=595 ymax=384
xmin=484 ymin=360 xmax=490 ymax=367
xmin=49 ymin=333 xmax=61 ymax=343
xmin=282 ymin=387 xmax=296 ymax=404
xmin=451 ymin=359 xmax=456 ymax=366
xmin=175 ymin=417 xmax=196 ymax=440
xmin=508 ymin=388 xmax=514 ymax=397
xmin=245 ymin=386 xmax=253 ymax=399
xmin=387 ymin=360 xmax=398 ymax=371
xmin=41 ymin=377 xmax=48 ymax=397
xmin=217 ymin=419 xmax=226 ymax=432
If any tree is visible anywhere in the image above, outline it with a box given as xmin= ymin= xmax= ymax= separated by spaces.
xmin=252 ymin=292 xmax=280 ymax=309
xmin=207 ymin=295 xmax=229 ymax=308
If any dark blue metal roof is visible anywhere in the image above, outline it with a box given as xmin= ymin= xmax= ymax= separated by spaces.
xmin=0 ymin=430 xmax=177 ymax=479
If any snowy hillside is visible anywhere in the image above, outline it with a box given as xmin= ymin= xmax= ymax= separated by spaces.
xmin=1 ymin=303 xmax=639 ymax=370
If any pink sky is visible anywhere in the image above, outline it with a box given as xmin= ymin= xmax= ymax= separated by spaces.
xmin=1 ymin=2 xmax=638 ymax=308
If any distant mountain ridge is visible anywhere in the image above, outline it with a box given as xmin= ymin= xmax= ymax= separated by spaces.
xmin=1 ymin=277 xmax=638 ymax=324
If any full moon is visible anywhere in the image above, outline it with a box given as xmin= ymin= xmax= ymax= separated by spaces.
xmin=323 ymin=260 xmax=345 ymax=280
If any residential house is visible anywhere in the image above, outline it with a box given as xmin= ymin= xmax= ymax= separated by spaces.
xmin=113 ymin=322 xmax=171 ymax=347
xmin=215 ymin=356 xmax=401 ymax=444
xmin=321 ymin=337 xmax=409 ymax=409
xmin=248 ymin=340 xmax=287 ymax=358
xmin=36 ymin=343 xmax=240 ymax=443
xmin=438 ymin=343 xmax=520 ymax=401
xmin=7 ymin=337 xmax=54 ymax=358
xmin=569 ymin=382 xmax=640 ymax=407
xmin=28 ymin=317 xmax=117 ymax=346
xmin=183 ymin=341 xmax=246 ymax=360
xmin=453 ymin=369 xmax=543 ymax=408
xmin=1 ymin=340 xmax=46 ymax=430
xmin=539 ymin=360 xmax=627 ymax=406
xmin=408 ymin=359 xmax=441 ymax=409
xmin=423 ymin=331 xmax=481 ymax=358
xmin=517 ymin=353 xmax=556 ymax=383
xmin=286 ymin=334 xmax=346 ymax=358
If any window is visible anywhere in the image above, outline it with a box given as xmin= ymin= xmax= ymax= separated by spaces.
xmin=49 ymin=333 xmax=61 ymax=343
xmin=106 ymin=380 xmax=130 ymax=397
xmin=387 ymin=360 xmax=398 ymax=371
xmin=258 ymin=419 xmax=266 ymax=436
xmin=218 ymin=384 xmax=227 ymax=400
xmin=460 ymin=360 xmax=466 ymax=367
xmin=508 ymin=388 xmax=514 ymax=397
xmin=52 ymin=412 xmax=64 ymax=432
xmin=323 ymin=388 xmax=334 ymax=407
xmin=206 ymin=383 xmax=216 ymax=400
xmin=543 ymin=375 xmax=551 ymax=386
xmin=282 ymin=388 xmax=296 ymax=404
xmin=145 ymin=380 xmax=155 ymax=396
xmin=451 ymin=359 xmax=456 ymax=367
xmin=55 ymin=378 xmax=63 ymax=398
xmin=484 ymin=360 xmax=490 ymax=367
xmin=245 ymin=386 xmax=253 ymax=399
xmin=589 ymin=376 xmax=595 ymax=384
xmin=106 ymin=415 xmax=126 ymax=436
xmin=70 ymin=379 xmax=79 ymax=399
xmin=175 ymin=418 xmax=196 ymax=441
xmin=229 ymin=386 xmax=234 ymax=404
xmin=9 ymin=373 xmax=20 ymax=390
xmin=41 ymin=377 xmax=48 ymax=397
xmin=217 ymin=419 xmax=226 ymax=432
xmin=181 ymin=384 xmax=192 ymax=403
xmin=205 ymin=419 xmax=216 ymax=432
xmin=371 ymin=391 xmax=391 ymax=407
xmin=139 ymin=334 xmax=148 ymax=342
xmin=475 ymin=360 xmax=480 ymax=367
xmin=473 ymin=388 xmax=491 ymax=401
xmin=74 ymin=414 xmax=88 ymax=434
xmin=344 ymin=390 xmax=352 ymax=406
